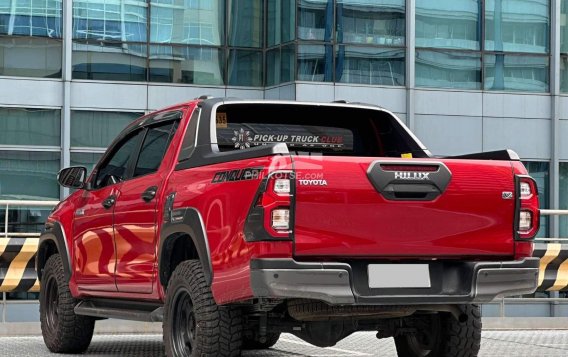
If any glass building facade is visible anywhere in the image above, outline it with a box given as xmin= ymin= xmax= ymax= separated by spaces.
xmin=0 ymin=2 xmax=564 ymax=229
xmin=1 ymin=0 xmax=568 ymax=318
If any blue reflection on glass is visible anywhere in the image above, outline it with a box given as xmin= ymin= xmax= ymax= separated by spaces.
xmin=337 ymin=0 xmax=405 ymax=46
xmin=484 ymin=54 xmax=548 ymax=92
xmin=0 ymin=0 xmax=62 ymax=38
xmin=416 ymin=0 xmax=480 ymax=50
xmin=485 ymin=0 xmax=549 ymax=54
xmin=416 ymin=50 xmax=481 ymax=89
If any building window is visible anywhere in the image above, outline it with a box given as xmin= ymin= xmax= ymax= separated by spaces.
xmin=0 ymin=0 xmax=62 ymax=38
xmin=336 ymin=46 xmax=405 ymax=86
xmin=0 ymin=107 xmax=60 ymax=201
xmin=416 ymin=50 xmax=481 ymax=90
xmin=337 ymin=0 xmax=405 ymax=46
xmin=0 ymin=151 xmax=60 ymax=201
xmin=484 ymin=0 xmax=549 ymax=92
xmin=416 ymin=0 xmax=550 ymax=92
xmin=149 ymin=0 xmax=224 ymax=45
xmin=266 ymin=45 xmax=295 ymax=86
xmin=0 ymin=0 xmax=62 ymax=78
xmin=149 ymin=45 xmax=224 ymax=85
xmin=298 ymin=0 xmax=333 ymax=42
xmin=484 ymin=54 xmax=549 ymax=92
xmin=72 ymin=41 xmax=147 ymax=81
xmin=71 ymin=111 xmax=141 ymax=149
xmin=485 ymin=0 xmax=549 ymax=54
xmin=0 ymin=37 xmax=62 ymax=78
xmin=228 ymin=49 xmax=262 ymax=86
xmin=296 ymin=0 xmax=405 ymax=85
xmin=70 ymin=0 xmax=264 ymax=87
xmin=73 ymin=0 xmax=147 ymax=42
xmin=416 ymin=0 xmax=480 ymax=51
xmin=228 ymin=0 xmax=263 ymax=48
xmin=0 ymin=108 xmax=60 ymax=146
xmin=298 ymin=44 xmax=334 ymax=82
xmin=267 ymin=0 xmax=295 ymax=47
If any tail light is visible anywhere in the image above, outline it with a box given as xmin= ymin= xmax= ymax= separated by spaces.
xmin=515 ymin=175 xmax=540 ymax=239
xmin=244 ymin=171 xmax=294 ymax=241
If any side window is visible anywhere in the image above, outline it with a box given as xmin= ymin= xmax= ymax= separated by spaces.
xmin=94 ymin=130 xmax=144 ymax=189
xmin=133 ymin=121 xmax=178 ymax=178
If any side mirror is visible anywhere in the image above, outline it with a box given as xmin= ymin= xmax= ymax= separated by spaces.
xmin=57 ymin=166 xmax=87 ymax=189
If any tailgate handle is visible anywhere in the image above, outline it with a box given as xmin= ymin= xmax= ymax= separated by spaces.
xmin=367 ymin=161 xmax=452 ymax=201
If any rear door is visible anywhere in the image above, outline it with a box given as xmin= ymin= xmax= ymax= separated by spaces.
xmin=113 ymin=118 xmax=180 ymax=294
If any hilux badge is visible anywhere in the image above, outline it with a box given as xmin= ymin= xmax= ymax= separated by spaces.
xmin=394 ymin=172 xmax=430 ymax=180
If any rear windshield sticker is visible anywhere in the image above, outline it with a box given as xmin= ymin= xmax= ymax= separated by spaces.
xmin=220 ymin=124 xmax=352 ymax=151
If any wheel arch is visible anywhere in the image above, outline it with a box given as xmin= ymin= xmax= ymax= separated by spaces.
xmin=159 ymin=207 xmax=213 ymax=288
xmin=37 ymin=222 xmax=72 ymax=282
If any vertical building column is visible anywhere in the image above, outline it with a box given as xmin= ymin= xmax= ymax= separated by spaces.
xmin=551 ymin=0 xmax=561 ymax=239
xmin=61 ymin=0 xmax=73 ymax=199
xmin=405 ymin=0 xmax=416 ymax=131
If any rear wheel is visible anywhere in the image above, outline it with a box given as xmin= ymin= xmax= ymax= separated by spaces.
xmin=163 ymin=260 xmax=243 ymax=357
xmin=39 ymin=254 xmax=95 ymax=353
xmin=394 ymin=304 xmax=481 ymax=357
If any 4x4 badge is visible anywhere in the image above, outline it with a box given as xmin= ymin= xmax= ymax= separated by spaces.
xmin=502 ymin=192 xmax=513 ymax=199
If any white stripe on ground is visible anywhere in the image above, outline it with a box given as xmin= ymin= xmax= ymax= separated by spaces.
xmin=279 ymin=338 xmax=373 ymax=356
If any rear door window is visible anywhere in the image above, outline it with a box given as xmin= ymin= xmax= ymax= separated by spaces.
xmin=133 ymin=121 xmax=178 ymax=178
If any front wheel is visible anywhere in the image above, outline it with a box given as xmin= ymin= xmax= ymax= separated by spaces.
xmin=394 ymin=304 xmax=481 ymax=357
xmin=163 ymin=260 xmax=243 ymax=357
xmin=39 ymin=254 xmax=95 ymax=353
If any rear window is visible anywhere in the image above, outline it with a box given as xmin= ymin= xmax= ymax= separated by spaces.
xmin=214 ymin=103 xmax=427 ymax=157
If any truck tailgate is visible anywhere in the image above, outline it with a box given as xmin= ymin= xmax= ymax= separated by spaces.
xmin=292 ymin=156 xmax=516 ymax=258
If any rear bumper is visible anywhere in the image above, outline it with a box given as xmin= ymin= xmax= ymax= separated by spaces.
xmin=250 ymin=258 xmax=539 ymax=305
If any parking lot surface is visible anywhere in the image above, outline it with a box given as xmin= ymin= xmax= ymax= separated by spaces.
xmin=2 ymin=330 xmax=568 ymax=356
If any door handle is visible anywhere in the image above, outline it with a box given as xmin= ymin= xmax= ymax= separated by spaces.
xmin=142 ymin=186 xmax=158 ymax=202
xmin=102 ymin=195 xmax=116 ymax=209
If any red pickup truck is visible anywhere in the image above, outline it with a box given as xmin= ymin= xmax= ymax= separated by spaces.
xmin=37 ymin=98 xmax=540 ymax=357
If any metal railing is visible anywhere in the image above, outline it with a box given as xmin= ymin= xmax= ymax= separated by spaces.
xmin=537 ymin=209 xmax=568 ymax=242
xmin=2 ymin=200 xmax=59 ymax=238
xmin=1 ymin=200 xmax=58 ymax=323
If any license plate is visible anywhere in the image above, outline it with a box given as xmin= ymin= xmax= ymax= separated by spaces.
xmin=368 ymin=264 xmax=431 ymax=288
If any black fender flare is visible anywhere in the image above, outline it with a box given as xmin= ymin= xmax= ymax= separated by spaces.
xmin=159 ymin=207 xmax=213 ymax=287
xmin=36 ymin=221 xmax=72 ymax=282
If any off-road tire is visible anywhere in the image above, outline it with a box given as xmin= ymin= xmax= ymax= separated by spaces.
xmin=394 ymin=304 xmax=482 ymax=357
xmin=39 ymin=254 xmax=95 ymax=353
xmin=163 ymin=260 xmax=243 ymax=357
xmin=242 ymin=332 xmax=280 ymax=350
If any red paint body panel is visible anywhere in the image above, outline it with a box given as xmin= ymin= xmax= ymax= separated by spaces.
xmin=292 ymin=156 xmax=516 ymax=259
xmin=166 ymin=156 xmax=295 ymax=304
